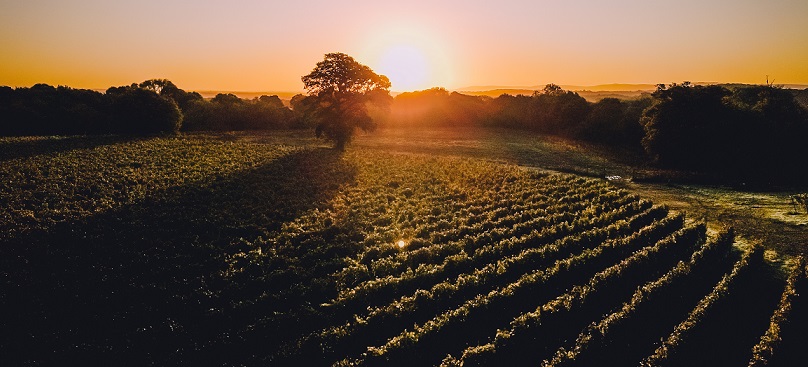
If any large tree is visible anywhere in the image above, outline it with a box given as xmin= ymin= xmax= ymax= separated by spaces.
xmin=301 ymin=53 xmax=391 ymax=150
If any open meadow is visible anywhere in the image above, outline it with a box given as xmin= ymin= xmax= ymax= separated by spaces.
xmin=1 ymin=131 xmax=806 ymax=366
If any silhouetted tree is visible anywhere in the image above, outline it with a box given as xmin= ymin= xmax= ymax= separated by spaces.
xmin=576 ymin=97 xmax=645 ymax=147
xmin=793 ymin=89 xmax=808 ymax=110
xmin=139 ymin=79 xmax=203 ymax=110
xmin=641 ymin=83 xmax=808 ymax=182
xmin=211 ymin=93 xmax=242 ymax=105
xmin=1 ymin=80 xmax=297 ymax=136
xmin=641 ymin=83 xmax=734 ymax=169
xmin=290 ymin=94 xmax=319 ymax=129
xmin=727 ymin=85 xmax=808 ymax=179
xmin=258 ymin=95 xmax=284 ymax=109
xmin=302 ymin=52 xmax=391 ymax=150
xmin=182 ymin=93 xmax=296 ymax=131
xmin=387 ymin=88 xmax=452 ymax=127
xmin=486 ymin=94 xmax=534 ymax=128
xmin=532 ymin=84 xmax=590 ymax=136
xmin=0 ymin=84 xmax=111 ymax=136
xmin=139 ymin=79 xmax=177 ymax=95
xmin=107 ymin=86 xmax=183 ymax=134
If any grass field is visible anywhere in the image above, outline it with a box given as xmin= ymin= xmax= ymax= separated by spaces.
xmin=1 ymin=131 xmax=806 ymax=366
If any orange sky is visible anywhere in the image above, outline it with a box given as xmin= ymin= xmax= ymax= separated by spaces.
xmin=1 ymin=0 xmax=807 ymax=92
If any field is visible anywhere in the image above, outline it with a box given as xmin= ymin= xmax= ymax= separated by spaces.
xmin=350 ymin=128 xmax=808 ymax=258
xmin=1 ymin=131 xmax=806 ymax=366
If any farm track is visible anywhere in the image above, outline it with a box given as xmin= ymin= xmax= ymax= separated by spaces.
xmin=0 ymin=134 xmax=801 ymax=366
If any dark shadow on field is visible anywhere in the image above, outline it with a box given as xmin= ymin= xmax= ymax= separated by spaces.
xmin=0 ymin=135 xmax=142 ymax=161
xmin=0 ymin=147 xmax=358 ymax=366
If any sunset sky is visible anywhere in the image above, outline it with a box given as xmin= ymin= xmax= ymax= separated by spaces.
xmin=1 ymin=0 xmax=807 ymax=92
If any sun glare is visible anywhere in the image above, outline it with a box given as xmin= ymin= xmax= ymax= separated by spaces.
xmin=378 ymin=45 xmax=430 ymax=92
xmin=361 ymin=24 xmax=454 ymax=92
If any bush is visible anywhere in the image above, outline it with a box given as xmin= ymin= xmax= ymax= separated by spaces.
xmin=108 ymin=87 xmax=183 ymax=135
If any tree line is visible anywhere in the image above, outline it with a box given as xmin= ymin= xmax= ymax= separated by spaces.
xmin=368 ymin=83 xmax=807 ymax=183
xmin=0 ymin=79 xmax=302 ymax=136
xmin=382 ymin=85 xmax=648 ymax=147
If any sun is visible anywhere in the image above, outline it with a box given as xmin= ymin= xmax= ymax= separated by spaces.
xmin=360 ymin=24 xmax=454 ymax=92
xmin=377 ymin=44 xmax=430 ymax=92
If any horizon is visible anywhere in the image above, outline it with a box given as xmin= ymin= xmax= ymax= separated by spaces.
xmin=20 ymin=82 xmax=808 ymax=99
xmin=137 ymin=82 xmax=808 ymax=98
xmin=2 ymin=1 xmax=807 ymax=92
xmin=72 ymin=81 xmax=808 ymax=98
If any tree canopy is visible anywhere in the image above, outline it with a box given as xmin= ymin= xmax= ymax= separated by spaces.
xmin=302 ymin=53 xmax=390 ymax=97
xmin=301 ymin=53 xmax=391 ymax=150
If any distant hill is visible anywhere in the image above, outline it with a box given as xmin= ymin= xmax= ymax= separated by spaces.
xmin=457 ymin=82 xmax=808 ymax=93
xmin=455 ymin=82 xmax=808 ymax=102
xmin=460 ymin=88 xmax=651 ymax=102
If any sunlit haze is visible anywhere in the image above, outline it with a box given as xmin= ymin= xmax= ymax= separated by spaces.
xmin=377 ymin=46 xmax=432 ymax=91
xmin=1 ymin=0 xmax=807 ymax=92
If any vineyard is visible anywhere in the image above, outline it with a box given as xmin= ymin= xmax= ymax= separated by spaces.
xmin=1 ymin=134 xmax=806 ymax=366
